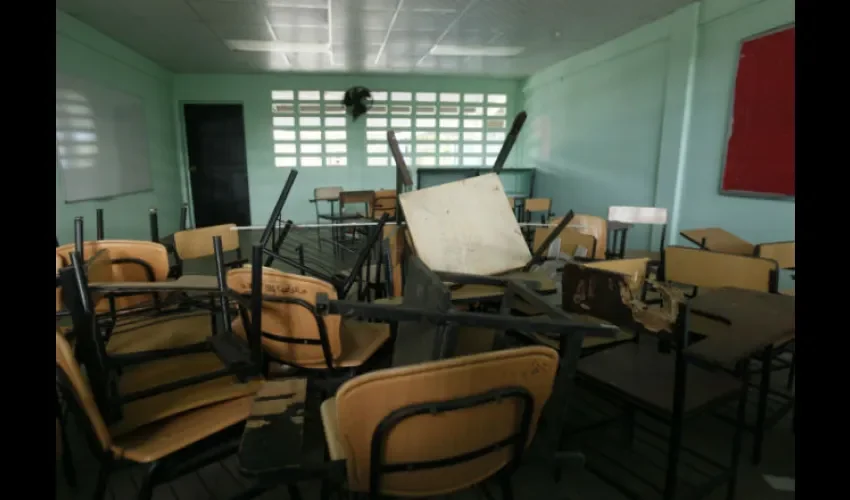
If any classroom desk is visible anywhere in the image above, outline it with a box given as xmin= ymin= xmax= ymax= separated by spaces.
xmin=684 ymin=287 xmax=795 ymax=367
xmin=679 ymin=228 xmax=755 ymax=256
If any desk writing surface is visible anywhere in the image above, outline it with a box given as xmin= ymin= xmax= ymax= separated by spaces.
xmin=400 ymin=173 xmax=531 ymax=275
xmin=684 ymin=288 xmax=794 ymax=365
xmin=679 ymin=228 xmax=755 ymax=256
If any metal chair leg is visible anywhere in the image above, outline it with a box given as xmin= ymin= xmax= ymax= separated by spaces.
xmin=752 ymin=346 xmax=773 ymax=465
xmin=92 ymin=459 xmax=111 ymax=500
xmin=287 ymin=483 xmax=303 ymax=500
xmin=727 ymin=360 xmax=750 ymax=500
xmin=785 ymin=349 xmax=796 ymax=391
xmin=499 ymin=476 xmax=515 ymax=500
xmin=136 ymin=462 xmax=160 ymax=500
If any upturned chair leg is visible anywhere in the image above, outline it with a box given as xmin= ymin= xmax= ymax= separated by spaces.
xmin=499 ymin=476 xmax=515 ymax=500
xmin=136 ymin=462 xmax=161 ymax=500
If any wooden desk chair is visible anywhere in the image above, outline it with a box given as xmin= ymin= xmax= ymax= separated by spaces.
xmin=55 ymin=332 xmax=258 ymax=500
xmin=320 ymin=346 xmax=559 ymax=499
xmin=552 ymin=214 xmax=608 ymax=260
xmin=660 ymin=246 xmax=792 ymax=465
xmin=313 ymin=186 xmax=343 ymax=249
xmin=313 ymin=186 xmax=343 ymax=221
xmin=554 ymin=263 xmax=748 ymax=500
xmin=679 ymin=227 xmax=755 ymax=256
xmin=532 ymin=226 xmax=597 ymax=260
xmin=524 ymin=198 xmax=552 ymax=221
xmin=608 ymin=205 xmax=668 ymax=261
xmin=60 ymin=249 xmax=262 ymax=438
xmin=57 ymin=239 xmax=173 ymax=313
xmin=172 ymin=223 xmax=246 ymax=278
xmin=227 ymin=250 xmax=391 ymax=378
xmin=58 ymin=239 xmax=215 ymax=353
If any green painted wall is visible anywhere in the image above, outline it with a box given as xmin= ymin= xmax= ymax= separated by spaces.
xmin=522 ymin=0 xmax=795 ymax=251
xmin=56 ymin=10 xmax=182 ymax=244
xmin=173 ymin=74 xmax=524 ymax=225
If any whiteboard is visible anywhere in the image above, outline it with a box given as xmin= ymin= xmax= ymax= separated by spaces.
xmin=56 ymin=73 xmax=152 ymax=203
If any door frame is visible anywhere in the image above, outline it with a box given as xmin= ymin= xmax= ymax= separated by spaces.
xmin=177 ymin=100 xmax=248 ymax=229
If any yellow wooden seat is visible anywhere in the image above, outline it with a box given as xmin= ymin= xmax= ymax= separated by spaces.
xmin=227 ymin=266 xmax=391 ymax=370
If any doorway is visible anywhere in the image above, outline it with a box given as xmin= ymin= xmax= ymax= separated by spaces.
xmin=183 ymin=104 xmax=251 ymax=227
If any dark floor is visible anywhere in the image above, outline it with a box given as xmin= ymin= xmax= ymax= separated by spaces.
xmin=57 ymin=226 xmax=795 ymax=499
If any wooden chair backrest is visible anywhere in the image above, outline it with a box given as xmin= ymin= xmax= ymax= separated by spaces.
xmin=553 ymin=214 xmax=607 ymax=259
xmin=607 ymin=206 xmax=668 ymax=225
xmin=524 ymin=198 xmax=551 ymax=213
xmin=334 ymin=346 xmax=559 ymax=496
xmin=663 ymin=246 xmax=777 ymax=292
xmin=227 ymin=267 xmax=343 ymax=365
xmin=507 ymin=197 xmax=515 ymax=209
xmin=55 ymin=332 xmax=112 ymax=452
xmin=532 ymin=227 xmax=596 ymax=258
xmin=56 ymin=240 xmax=168 ymax=311
xmin=679 ymin=227 xmax=754 ymax=256
xmin=755 ymin=241 xmax=794 ymax=269
xmin=173 ymin=224 xmax=239 ymax=260
xmin=315 ymin=186 xmax=343 ymax=201
xmin=586 ymin=258 xmax=650 ymax=297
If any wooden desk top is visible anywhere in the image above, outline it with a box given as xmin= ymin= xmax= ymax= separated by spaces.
xmin=684 ymin=288 xmax=794 ymax=366
xmin=679 ymin=228 xmax=755 ymax=256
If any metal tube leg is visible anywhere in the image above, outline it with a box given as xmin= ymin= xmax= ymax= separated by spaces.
xmin=287 ymin=484 xmax=303 ymax=500
xmin=727 ymin=360 xmax=751 ymax=500
xmin=92 ymin=460 xmax=111 ymax=500
xmin=786 ymin=348 xmax=796 ymax=391
xmin=59 ymin=425 xmax=77 ymax=487
xmin=499 ymin=476 xmax=515 ymax=500
xmin=663 ymin=351 xmax=688 ymax=500
xmin=752 ymin=347 xmax=773 ymax=465
xmin=136 ymin=462 xmax=159 ymax=500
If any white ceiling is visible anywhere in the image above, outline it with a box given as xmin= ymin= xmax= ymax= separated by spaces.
xmin=57 ymin=0 xmax=693 ymax=77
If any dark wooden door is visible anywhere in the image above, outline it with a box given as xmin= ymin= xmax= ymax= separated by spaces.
xmin=184 ymin=104 xmax=251 ymax=227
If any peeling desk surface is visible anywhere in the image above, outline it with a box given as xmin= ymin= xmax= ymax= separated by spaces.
xmin=684 ymin=287 xmax=795 ymax=366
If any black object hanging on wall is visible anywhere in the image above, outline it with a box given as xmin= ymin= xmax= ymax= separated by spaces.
xmin=342 ymin=86 xmax=373 ymax=121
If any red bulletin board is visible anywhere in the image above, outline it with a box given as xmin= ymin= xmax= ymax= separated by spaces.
xmin=721 ymin=26 xmax=795 ymax=198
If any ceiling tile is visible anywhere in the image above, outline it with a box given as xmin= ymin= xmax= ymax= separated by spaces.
xmin=208 ymin=23 xmax=275 ymax=42
xmin=273 ymin=25 xmax=330 ymax=44
xmin=188 ymin=0 xmax=267 ymax=24
xmin=266 ymin=6 xmax=329 ymax=26
xmin=57 ymin=0 xmax=200 ymax=20
xmin=58 ymin=0 xmax=694 ymax=76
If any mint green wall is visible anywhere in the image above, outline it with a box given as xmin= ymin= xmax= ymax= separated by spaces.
xmin=173 ymin=75 xmax=524 ymax=225
xmin=522 ymin=0 xmax=795 ymax=250
xmin=56 ymin=10 xmax=182 ymax=244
